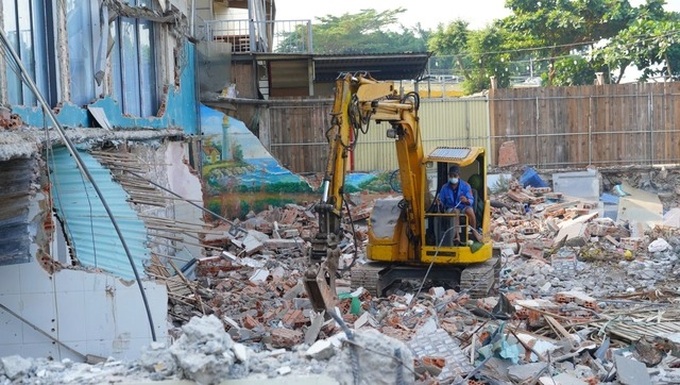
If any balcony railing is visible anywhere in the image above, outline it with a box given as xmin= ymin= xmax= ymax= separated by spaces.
xmin=198 ymin=19 xmax=313 ymax=54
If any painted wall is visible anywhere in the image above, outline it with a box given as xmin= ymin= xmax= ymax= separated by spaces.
xmin=12 ymin=43 xmax=198 ymax=134
xmin=200 ymin=104 xmax=401 ymax=217
xmin=200 ymin=104 xmax=313 ymax=218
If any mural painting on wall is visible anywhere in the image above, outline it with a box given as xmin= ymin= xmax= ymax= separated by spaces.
xmin=200 ymin=105 xmax=407 ymax=219
xmin=200 ymin=105 xmax=313 ymax=218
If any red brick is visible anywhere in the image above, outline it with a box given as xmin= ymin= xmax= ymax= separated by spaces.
xmin=281 ymin=309 xmax=306 ymax=328
xmin=421 ymin=356 xmax=446 ymax=369
xmin=519 ymin=244 xmax=544 ymax=259
xmin=241 ymin=315 xmax=260 ymax=329
xmin=270 ymin=328 xmax=303 ymax=348
xmin=497 ymin=140 xmax=519 ymax=167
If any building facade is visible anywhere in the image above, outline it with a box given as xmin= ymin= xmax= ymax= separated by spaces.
xmin=0 ymin=0 xmax=201 ymax=360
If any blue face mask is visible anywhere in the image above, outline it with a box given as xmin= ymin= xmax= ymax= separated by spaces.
xmin=449 ymin=177 xmax=459 ymax=184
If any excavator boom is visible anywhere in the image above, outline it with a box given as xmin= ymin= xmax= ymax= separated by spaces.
xmin=304 ymin=73 xmax=424 ymax=312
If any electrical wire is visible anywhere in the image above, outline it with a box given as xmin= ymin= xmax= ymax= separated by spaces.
xmin=0 ymin=303 xmax=87 ymax=359
xmin=408 ymin=225 xmax=457 ymax=307
xmin=443 ymin=28 xmax=680 ymax=59
xmin=0 ymin=28 xmax=157 ymax=342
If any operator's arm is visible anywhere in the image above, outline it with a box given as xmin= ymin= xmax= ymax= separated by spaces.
xmin=439 ymin=184 xmax=454 ymax=208
xmin=460 ymin=182 xmax=474 ymax=207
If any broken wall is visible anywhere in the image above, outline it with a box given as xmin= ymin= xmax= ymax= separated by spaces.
xmin=200 ymin=104 xmax=314 ymax=218
xmin=0 ymin=149 xmax=169 ymax=361
xmin=0 ymin=0 xmax=206 ymax=363
xmin=0 ymin=259 xmax=167 ymax=361
xmin=3 ymin=1 xmax=198 ymax=135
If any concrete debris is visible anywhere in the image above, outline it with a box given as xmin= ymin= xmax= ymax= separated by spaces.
xmin=5 ymin=166 xmax=680 ymax=384
xmin=305 ymin=339 xmax=335 ymax=360
xmin=1 ymin=355 xmax=33 ymax=380
xmin=614 ymin=354 xmax=652 ymax=385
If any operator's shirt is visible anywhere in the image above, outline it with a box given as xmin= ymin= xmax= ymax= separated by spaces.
xmin=439 ymin=180 xmax=474 ymax=210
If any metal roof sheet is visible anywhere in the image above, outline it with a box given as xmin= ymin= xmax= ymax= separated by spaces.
xmin=426 ymin=146 xmax=486 ymax=166
xmin=428 ymin=147 xmax=471 ymax=160
xmin=313 ymin=52 xmax=431 ymax=82
xmin=49 ymin=147 xmax=149 ymax=280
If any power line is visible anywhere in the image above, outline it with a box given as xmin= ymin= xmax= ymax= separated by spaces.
xmin=432 ymin=27 xmax=680 ymax=59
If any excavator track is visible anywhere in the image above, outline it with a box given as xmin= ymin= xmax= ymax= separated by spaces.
xmin=350 ymin=262 xmax=388 ymax=296
xmin=459 ymin=257 xmax=501 ymax=298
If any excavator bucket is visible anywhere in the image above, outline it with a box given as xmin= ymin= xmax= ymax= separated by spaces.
xmin=303 ymin=260 xmax=338 ymax=313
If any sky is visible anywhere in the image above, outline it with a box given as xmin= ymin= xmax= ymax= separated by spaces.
xmin=274 ymin=0 xmax=680 ymax=30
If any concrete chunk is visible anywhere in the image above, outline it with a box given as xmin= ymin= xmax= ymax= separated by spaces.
xmin=306 ymin=339 xmax=336 ymax=360
xmin=409 ymin=328 xmax=474 ymax=379
xmin=305 ymin=311 xmax=325 ymax=345
xmin=353 ymin=311 xmax=379 ymax=329
xmin=264 ymin=238 xmax=300 ymax=250
xmin=615 ymin=355 xmax=652 ymax=385
xmin=241 ymin=233 xmax=264 ymax=255
xmin=508 ymin=362 xmax=548 ymax=383
xmin=249 ymin=268 xmax=269 ymax=283
xmin=1 ymin=355 xmax=32 ymax=380
xmin=555 ymin=213 xmax=598 ymax=247
xmin=539 ymin=373 xmax=587 ymax=385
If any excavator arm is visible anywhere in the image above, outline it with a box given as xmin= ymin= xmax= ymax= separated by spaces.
xmin=304 ymin=73 xmax=424 ymax=312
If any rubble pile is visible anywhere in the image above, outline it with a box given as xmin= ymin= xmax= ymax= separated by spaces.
xmin=4 ymin=169 xmax=680 ymax=385
xmin=156 ymin=178 xmax=680 ymax=384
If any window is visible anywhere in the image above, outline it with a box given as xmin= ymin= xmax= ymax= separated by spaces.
xmin=66 ymin=0 xmax=106 ymax=106
xmin=66 ymin=0 xmax=95 ymax=106
xmin=3 ymin=0 xmax=57 ymax=106
xmin=110 ymin=0 xmax=157 ymax=117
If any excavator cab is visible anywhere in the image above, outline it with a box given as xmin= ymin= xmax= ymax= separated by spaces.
xmin=422 ymin=147 xmax=492 ymax=265
xmin=358 ymin=146 xmax=497 ymax=298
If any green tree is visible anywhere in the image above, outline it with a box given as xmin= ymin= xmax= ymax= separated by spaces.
xmin=463 ymin=26 xmax=513 ymax=93
xmin=428 ymin=20 xmax=472 ymax=79
xmin=501 ymin=0 xmax=636 ymax=85
xmin=542 ymin=56 xmax=599 ymax=86
xmin=427 ymin=21 xmax=514 ymax=94
xmin=277 ymin=8 xmax=428 ymax=54
xmin=594 ymin=1 xmax=680 ymax=82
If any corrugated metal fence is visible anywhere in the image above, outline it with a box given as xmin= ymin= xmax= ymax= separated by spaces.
xmin=265 ymin=81 xmax=680 ymax=173
xmin=267 ymin=97 xmax=490 ymax=173
xmin=352 ymin=98 xmax=490 ymax=171
xmin=490 ymin=82 xmax=680 ymax=167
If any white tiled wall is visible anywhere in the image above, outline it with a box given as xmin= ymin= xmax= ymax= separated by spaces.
xmin=0 ymin=259 xmax=168 ymax=361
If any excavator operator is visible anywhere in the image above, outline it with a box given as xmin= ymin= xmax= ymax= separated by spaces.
xmin=437 ymin=165 xmax=477 ymax=240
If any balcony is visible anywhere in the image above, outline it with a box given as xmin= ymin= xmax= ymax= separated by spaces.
xmin=198 ymin=18 xmax=313 ymax=54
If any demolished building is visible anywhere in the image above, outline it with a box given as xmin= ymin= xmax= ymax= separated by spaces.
xmin=2 ymin=0 xmax=680 ymax=384
xmin=0 ymin=0 xmax=201 ymax=360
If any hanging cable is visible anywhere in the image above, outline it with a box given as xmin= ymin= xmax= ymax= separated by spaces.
xmin=0 ymin=29 xmax=157 ymax=341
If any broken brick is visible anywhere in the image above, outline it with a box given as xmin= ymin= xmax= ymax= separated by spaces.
xmin=280 ymin=309 xmax=306 ymax=328
xmin=497 ymin=140 xmax=519 ymax=167
xmin=241 ymin=315 xmax=261 ymax=330
xmin=270 ymin=328 xmax=303 ymax=348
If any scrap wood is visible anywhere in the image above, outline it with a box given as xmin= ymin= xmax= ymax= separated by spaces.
xmin=506 ymin=327 xmax=548 ymax=362
xmin=544 ymin=315 xmax=577 ymax=349
xmin=146 ymin=254 xmax=171 ymax=278
xmin=607 ymin=289 xmax=680 ymax=302
xmin=596 ymin=320 xmax=680 ymax=343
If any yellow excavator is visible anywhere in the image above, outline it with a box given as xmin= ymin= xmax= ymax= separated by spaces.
xmin=304 ymin=73 xmax=499 ymax=312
